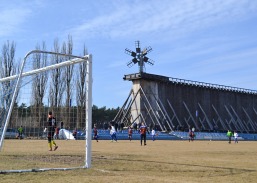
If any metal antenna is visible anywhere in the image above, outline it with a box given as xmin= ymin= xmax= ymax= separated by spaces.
xmin=125 ymin=41 xmax=154 ymax=73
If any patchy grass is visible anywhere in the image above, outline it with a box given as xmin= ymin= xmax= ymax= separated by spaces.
xmin=0 ymin=140 xmax=257 ymax=183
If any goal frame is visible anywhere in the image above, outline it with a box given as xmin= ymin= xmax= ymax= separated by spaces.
xmin=0 ymin=50 xmax=93 ymax=172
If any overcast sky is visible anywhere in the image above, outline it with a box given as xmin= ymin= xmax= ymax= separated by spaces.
xmin=1 ymin=0 xmax=257 ymax=108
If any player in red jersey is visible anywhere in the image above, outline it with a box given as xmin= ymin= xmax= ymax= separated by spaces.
xmin=139 ymin=122 xmax=149 ymax=146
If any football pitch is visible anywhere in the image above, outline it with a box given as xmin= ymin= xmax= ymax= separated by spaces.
xmin=0 ymin=139 xmax=257 ymax=183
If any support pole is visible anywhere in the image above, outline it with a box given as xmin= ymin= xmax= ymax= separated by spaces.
xmin=85 ymin=54 xmax=92 ymax=168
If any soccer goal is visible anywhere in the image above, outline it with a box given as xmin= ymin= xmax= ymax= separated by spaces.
xmin=0 ymin=50 xmax=92 ymax=173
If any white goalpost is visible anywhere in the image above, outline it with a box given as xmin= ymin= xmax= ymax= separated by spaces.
xmin=0 ymin=50 xmax=92 ymax=173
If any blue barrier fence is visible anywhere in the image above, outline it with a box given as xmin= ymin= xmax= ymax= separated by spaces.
xmin=75 ymin=130 xmax=257 ymax=141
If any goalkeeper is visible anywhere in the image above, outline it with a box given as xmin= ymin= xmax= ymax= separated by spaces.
xmin=47 ymin=111 xmax=58 ymax=151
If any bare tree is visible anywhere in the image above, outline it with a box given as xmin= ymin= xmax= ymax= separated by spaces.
xmin=63 ymin=35 xmax=74 ymax=129
xmin=31 ymin=42 xmax=48 ymax=128
xmin=49 ymin=39 xmax=65 ymax=119
xmin=0 ymin=41 xmax=17 ymax=127
xmin=76 ymin=44 xmax=88 ymax=129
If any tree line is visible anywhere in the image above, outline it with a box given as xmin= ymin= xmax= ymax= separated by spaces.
xmin=0 ymin=36 xmax=120 ymax=132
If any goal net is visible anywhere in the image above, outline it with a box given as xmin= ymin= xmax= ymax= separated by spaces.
xmin=0 ymin=50 xmax=92 ymax=173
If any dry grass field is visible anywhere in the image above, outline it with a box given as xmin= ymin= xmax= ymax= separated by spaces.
xmin=0 ymin=139 xmax=257 ymax=183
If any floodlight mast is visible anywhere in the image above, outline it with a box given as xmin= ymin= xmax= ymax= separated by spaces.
xmin=125 ymin=41 xmax=154 ymax=73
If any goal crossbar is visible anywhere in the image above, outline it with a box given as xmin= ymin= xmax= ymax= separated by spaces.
xmin=0 ymin=57 xmax=89 ymax=83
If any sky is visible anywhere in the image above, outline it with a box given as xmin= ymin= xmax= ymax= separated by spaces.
xmin=0 ymin=0 xmax=257 ymax=108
